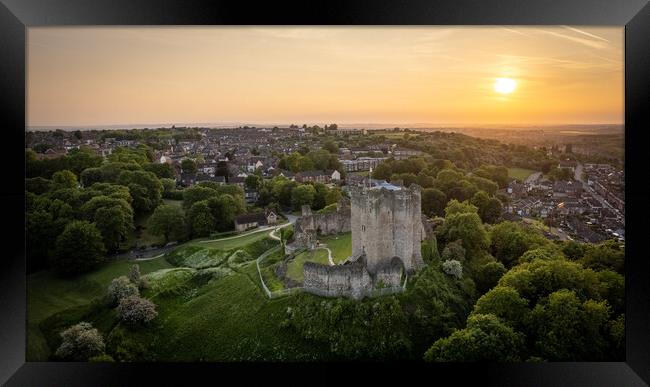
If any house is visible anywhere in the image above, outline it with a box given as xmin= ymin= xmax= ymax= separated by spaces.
xmin=233 ymin=210 xmax=278 ymax=232
xmin=558 ymin=159 xmax=577 ymax=173
xmin=295 ymin=170 xmax=339 ymax=184
xmin=247 ymin=160 xmax=264 ymax=172
xmin=195 ymin=174 xmax=225 ymax=185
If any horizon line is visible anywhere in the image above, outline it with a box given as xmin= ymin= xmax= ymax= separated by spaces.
xmin=26 ymin=122 xmax=625 ymax=130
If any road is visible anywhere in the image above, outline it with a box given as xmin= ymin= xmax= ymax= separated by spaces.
xmin=111 ymin=213 xmax=298 ymax=262
xmin=576 ymin=162 xmax=622 ymax=218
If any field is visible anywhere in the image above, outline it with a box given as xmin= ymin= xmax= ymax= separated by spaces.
xmin=27 ymin=257 xmax=173 ymax=361
xmin=320 ymin=232 xmax=352 ymax=263
xmin=26 ymin=224 xmax=330 ymax=362
xmin=507 ymin=167 xmax=537 ymax=182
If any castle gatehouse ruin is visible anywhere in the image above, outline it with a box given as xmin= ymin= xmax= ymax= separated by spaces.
xmin=301 ymin=181 xmax=425 ymax=299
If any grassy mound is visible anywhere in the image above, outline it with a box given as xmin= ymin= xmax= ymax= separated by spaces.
xmin=27 ymin=256 xmax=172 ymax=361
xmin=143 ymin=267 xmax=197 ymax=294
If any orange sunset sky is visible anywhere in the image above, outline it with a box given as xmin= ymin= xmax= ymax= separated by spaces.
xmin=27 ymin=26 xmax=623 ymax=127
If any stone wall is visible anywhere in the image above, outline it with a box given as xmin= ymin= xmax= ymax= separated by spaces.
xmin=350 ymin=184 xmax=425 ymax=274
xmin=293 ymin=198 xmax=351 ymax=249
xmin=303 ymin=256 xmax=404 ymax=300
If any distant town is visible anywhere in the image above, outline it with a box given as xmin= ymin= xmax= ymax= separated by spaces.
xmin=26 ymin=124 xmax=624 ymax=245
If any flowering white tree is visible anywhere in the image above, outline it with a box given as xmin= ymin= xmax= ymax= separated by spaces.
xmin=117 ymin=296 xmax=158 ymax=326
xmin=55 ymin=322 xmax=105 ymax=361
xmin=442 ymin=259 xmax=463 ymax=279
xmin=107 ymin=276 xmax=139 ymax=305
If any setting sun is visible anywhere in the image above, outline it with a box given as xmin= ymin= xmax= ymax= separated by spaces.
xmin=494 ymin=77 xmax=517 ymax=94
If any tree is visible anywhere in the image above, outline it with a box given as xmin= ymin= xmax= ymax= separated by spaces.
xmin=107 ymin=276 xmax=140 ymax=305
xmin=421 ymin=188 xmax=447 ymax=217
xmin=116 ymin=296 xmax=158 ymax=326
xmin=580 ymin=240 xmax=624 ymax=274
xmin=489 ymin=221 xmax=548 ymax=267
xmin=470 ymin=191 xmax=502 ymax=224
xmin=438 ymin=207 xmax=489 ymax=258
xmin=148 ymin=204 xmax=186 ymax=243
xmin=51 ymin=170 xmax=78 ymax=190
xmin=73 ymin=130 xmax=83 ymax=140
xmin=474 ymin=260 xmax=507 ymax=295
xmin=472 ymin=286 xmax=529 ymax=329
xmin=323 ymin=140 xmax=339 ymax=154
xmin=442 ymin=239 xmax=466 ymax=262
xmin=443 ymin=199 xmax=478 ymax=216
xmin=530 ymin=289 xmax=611 ymax=360
xmin=442 ymin=260 xmax=463 ymax=279
xmin=128 ymin=264 xmax=147 ymax=289
xmin=245 ymin=174 xmax=261 ymax=190
xmin=144 ymin=163 xmax=175 ymax=179
xmin=55 ymin=322 xmax=105 ymax=361
xmin=207 ymin=194 xmax=245 ymax=232
xmin=325 ymin=187 xmax=343 ymax=207
xmin=117 ymin=170 xmax=163 ymax=213
xmin=424 ymin=314 xmax=524 ymax=362
xmin=80 ymin=168 xmax=104 ymax=187
xmin=26 ymin=177 xmax=52 ymax=194
xmin=181 ymin=158 xmax=197 ymax=175
xmin=94 ymin=205 xmax=135 ymax=252
xmin=187 ymin=200 xmax=216 ymax=237
xmin=182 ymin=185 xmax=219 ymax=209
xmin=53 ymin=221 xmax=106 ymax=275
xmin=291 ymin=184 xmax=316 ymax=210
xmin=421 ymin=234 xmax=440 ymax=264
xmin=216 ymin=160 xmax=230 ymax=178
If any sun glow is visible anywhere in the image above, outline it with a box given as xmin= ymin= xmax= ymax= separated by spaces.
xmin=494 ymin=78 xmax=517 ymax=94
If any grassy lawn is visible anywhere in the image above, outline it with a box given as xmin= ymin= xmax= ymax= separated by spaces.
xmin=136 ymin=262 xmax=326 ymax=361
xmin=27 ymin=226 xmax=311 ymax=361
xmin=286 ymin=249 xmax=329 ymax=283
xmin=27 ymin=256 xmax=172 ymax=361
xmin=507 ymin=167 xmax=538 ymax=182
xmin=190 ymin=229 xmax=273 ymax=251
xmin=320 ymin=232 xmax=352 ymax=263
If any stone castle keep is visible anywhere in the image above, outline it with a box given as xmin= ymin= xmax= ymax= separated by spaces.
xmin=301 ymin=182 xmax=425 ymax=299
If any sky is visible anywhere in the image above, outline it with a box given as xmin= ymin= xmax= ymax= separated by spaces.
xmin=27 ymin=26 xmax=623 ymax=127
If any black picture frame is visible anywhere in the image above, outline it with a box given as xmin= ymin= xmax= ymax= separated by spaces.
xmin=1 ymin=0 xmax=649 ymax=385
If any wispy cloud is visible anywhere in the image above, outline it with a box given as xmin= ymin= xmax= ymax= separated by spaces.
xmin=562 ymin=26 xmax=610 ymax=43
xmin=535 ymin=28 xmax=609 ymax=50
xmin=501 ymin=27 xmax=533 ymax=37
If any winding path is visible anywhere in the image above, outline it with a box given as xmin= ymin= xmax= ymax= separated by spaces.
xmin=315 ymin=245 xmax=334 ymax=265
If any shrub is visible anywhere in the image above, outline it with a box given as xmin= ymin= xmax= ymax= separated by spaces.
xmin=442 ymin=260 xmax=463 ymax=279
xmin=442 ymin=239 xmax=466 ymax=263
xmin=117 ymin=296 xmax=158 ymax=326
xmin=127 ymin=264 xmax=148 ymax=289
xmin=55 ymin=322 xmax=105 ymax=361
xmin=107 ymin=276 xmax=139 ymax=305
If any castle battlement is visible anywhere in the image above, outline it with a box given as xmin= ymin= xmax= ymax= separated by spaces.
xmin=301 ymin=182 xmax=425 ymax=300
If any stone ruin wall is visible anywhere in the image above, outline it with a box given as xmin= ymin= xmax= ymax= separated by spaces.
xmin=293 ymin=199 xmax=351 ymax=249
xmin=303 ymin=259 xmax=404 ymax=300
